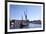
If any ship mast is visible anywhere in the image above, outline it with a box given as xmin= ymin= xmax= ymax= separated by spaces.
xmin=21 ymin=15 xmax=23 ymax=20
xmin=24 ymin=8 xmax=27 ymax=20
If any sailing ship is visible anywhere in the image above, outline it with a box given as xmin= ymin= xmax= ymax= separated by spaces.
xmin=21 ymin=9 xmax=29 ymax=26
xmin=10 ymin=8 xmax=29 ymax=29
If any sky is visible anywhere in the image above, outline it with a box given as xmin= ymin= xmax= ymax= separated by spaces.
xmin=10 ymin=4 xmax=41 ymax=21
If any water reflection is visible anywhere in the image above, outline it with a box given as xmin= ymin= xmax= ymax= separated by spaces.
xmin=20 ymin=23 xmax=41 ymax=28
xmin=10 ymin=22 xmax=41 ymax=29
xmin=28 ymin=23 xmax=41 ymax=28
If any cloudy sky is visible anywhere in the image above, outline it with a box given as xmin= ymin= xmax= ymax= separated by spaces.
xmin=10 ymin=4 xmax=41 ymax=21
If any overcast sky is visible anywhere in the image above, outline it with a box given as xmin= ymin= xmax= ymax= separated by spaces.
xmin=10 ymin=4 xmax=41 ymax=21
